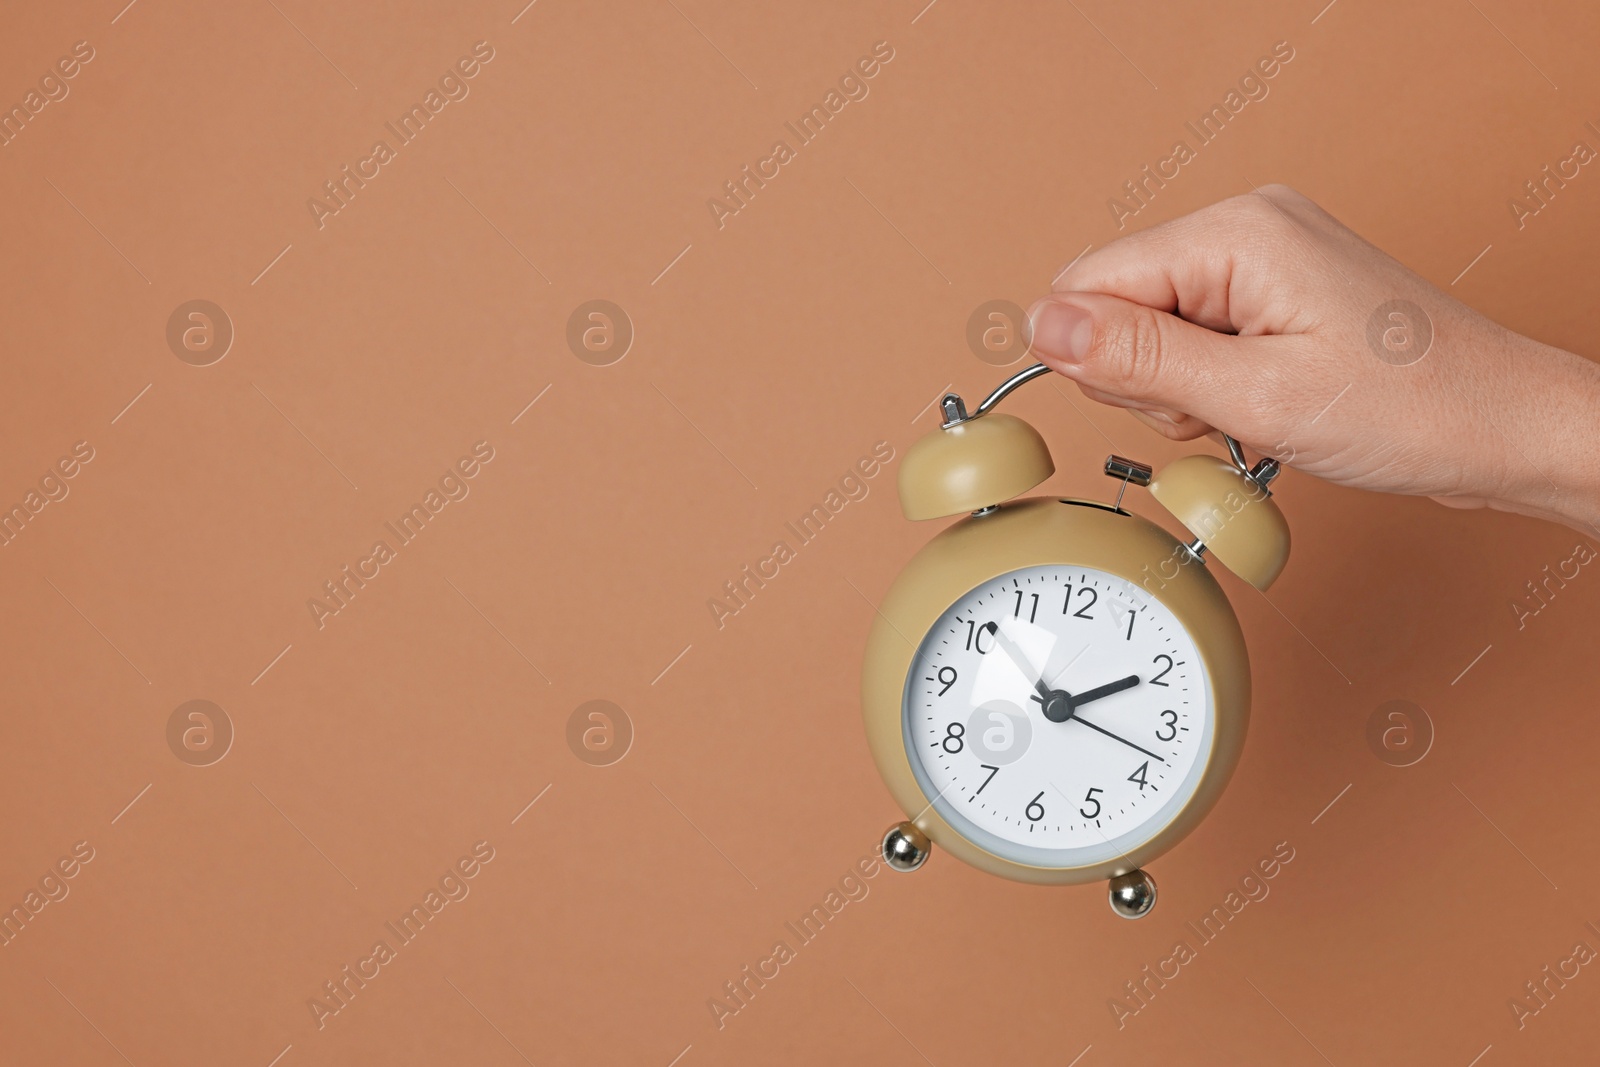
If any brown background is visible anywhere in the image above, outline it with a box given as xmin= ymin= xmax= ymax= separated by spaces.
xmin=3 ymin=0 xmax=1599 ymax=1064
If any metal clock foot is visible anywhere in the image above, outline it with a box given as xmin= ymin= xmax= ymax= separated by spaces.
xmin=882 ymin=822 xmax=932 ymax=872
xmin=1108 ymin=869 xmax=1158 ymax=919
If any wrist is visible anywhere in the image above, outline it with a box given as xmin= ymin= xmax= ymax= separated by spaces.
xmin=1485 ymin=339 xmax=1600 ymax=535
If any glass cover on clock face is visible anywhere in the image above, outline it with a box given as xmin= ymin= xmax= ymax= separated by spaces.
xmin=902 ymin=564 xmax=1215 ymax=869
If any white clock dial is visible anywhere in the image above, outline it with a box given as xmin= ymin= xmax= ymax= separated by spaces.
xmin=902 ymin=564 xmax=1214 ymax=868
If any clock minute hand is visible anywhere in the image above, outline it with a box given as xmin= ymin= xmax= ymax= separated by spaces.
xmin=985 ymin=622 xmax=1052 ymax=702
xmin=1071 ymin=675 xmax=1140 ymax=708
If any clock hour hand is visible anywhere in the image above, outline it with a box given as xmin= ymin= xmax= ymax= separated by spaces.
xmin=1027 ymin=673 xmax=1139 ymax=723
xmin=1026 ymin=672 xmax=1155 ymax=760
xmin=1071 ymin=675 xmax=1140 ymax=708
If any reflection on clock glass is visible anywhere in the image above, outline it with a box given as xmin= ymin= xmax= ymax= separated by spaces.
xmin=902 ymin=564 xmax=1215 ymax=869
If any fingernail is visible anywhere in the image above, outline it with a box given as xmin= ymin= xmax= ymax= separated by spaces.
xmin=1029 ymin=300 xmax=1094 ymax=364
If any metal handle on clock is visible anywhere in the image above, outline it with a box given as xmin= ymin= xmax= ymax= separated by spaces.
xmin=944 ymin=361 xmax=1280 ymax=495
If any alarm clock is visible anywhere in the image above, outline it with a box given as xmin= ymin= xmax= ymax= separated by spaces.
xmin=861 ymin=363 xmax=1289 ymax=918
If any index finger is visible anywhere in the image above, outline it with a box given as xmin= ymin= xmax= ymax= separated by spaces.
xmin=1051 ymin=190 xmax=1294 ymax=335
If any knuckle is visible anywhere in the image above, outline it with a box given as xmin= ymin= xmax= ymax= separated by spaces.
xmin=1189 ymin=186 xmax=1314 ymax=248
xmin=1213 ymin=192 xmax=1271 ymax=223
xmin=1256 ymin=182 xmax=1305 ymax=205
xmin=1098 ymin=306 xmax=1167 ymax=393
xmin=1216 ymin=188 xmax=1296 ymax=236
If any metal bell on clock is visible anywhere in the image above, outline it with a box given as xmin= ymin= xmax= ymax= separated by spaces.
xmin=898 ymin=393 xmax=1054 ymax=520
xmin=1148 ymin=446 xmax=1291 ymax=591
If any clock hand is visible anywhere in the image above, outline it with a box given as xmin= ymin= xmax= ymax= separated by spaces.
xmin=1027 ymin=673 xmax=1139 ymax=723
xmin=1067 ymin=713 xmax=1167 ymax=763
xmin=1029 ymin=673 xmax=1167 ymax=756
xmin=985 ymin=622 xmax=1053 ymax=703
xmin=1071 ymin=675 xmax=1140 ymax=708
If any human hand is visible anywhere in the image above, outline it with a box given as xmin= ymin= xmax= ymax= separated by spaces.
xmin=1027 ymin=185 xmax=1600 ymax=534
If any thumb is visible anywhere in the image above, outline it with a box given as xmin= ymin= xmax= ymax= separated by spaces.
xmin=1027 ymin=292 xmax=1276 ymax=436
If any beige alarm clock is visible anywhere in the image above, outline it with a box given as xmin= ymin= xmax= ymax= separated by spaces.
xmin=861 ymin=363 xmax=1289 ymax=918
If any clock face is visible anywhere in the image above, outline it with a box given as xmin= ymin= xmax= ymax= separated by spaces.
xmin=902 ymin=564 xmax=1214 ymax=869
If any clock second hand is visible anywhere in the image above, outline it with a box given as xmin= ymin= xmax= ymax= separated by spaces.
xmin=989 ymin=625 xmax=1164 ymax=763
xmin=1066 ymin=712 xmax=1166 ymax=763
xmin=1027 ymin=673 xmax=1160 ymax=761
